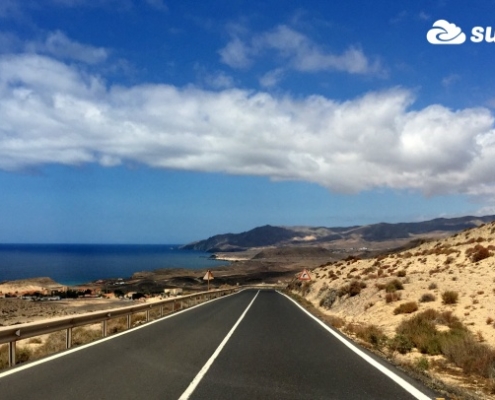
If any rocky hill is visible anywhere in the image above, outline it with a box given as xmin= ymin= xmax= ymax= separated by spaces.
xmin=290 ymin=220 xmax=495 ymax=398
xmin=182 ymin=215 xmax=495 ymax=252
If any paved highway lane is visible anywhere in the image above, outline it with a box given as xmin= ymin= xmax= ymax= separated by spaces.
xmin=0 ymin=291 xmax=257 ymax=400
xmin=0 ymin=290 xmax=440 ymax=400
xmin=186 ymin=290 xmax=439 ymax=400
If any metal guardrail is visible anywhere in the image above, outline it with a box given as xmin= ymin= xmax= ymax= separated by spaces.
xmin=0 ymin=287 xmax=238 ymax=368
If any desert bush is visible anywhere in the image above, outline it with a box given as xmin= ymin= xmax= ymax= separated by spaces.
xmin=300 ymin=281 xmax=313 ymax=296
xmin=441 ymin=335 xmax=495 ymax=378
xmin=0 ymin=344 xmax=32 ymax=370
xmin=396 ymin=310 xmax=444 ymax=355
xmin=442 ymin=290 xmax=459 ymax=305
xmin=385 ymin=279 xmax=404 ymax=293
xmin=396 ymin=309 xmax=470 ymax=356
xmin=385 ymin=292 xmax=401 ymax=303
xmin=444 ymin=257 xmax=454 ymax=265
xmin=397 ymin=270 xmax=406 ymax=277
xmin=319 ymin=289 xmax=338 ymax=309
xmin=339 ymin=280 xmax=366 ymax=297
xmin=466 ymin=244 xmax=491 ymax=263
xmin=419 ymin=293 xmax=436 ymax=303
xmin=31 ymin=327 xmax=102 ymax=362
xmin=415 ymin=356 xmax=430 ymax=372
xmin=428 ymin=282 xmax=437 ymax=290
xmin=354 ymin=324 xmax=388 ymax=349
xmin=317 ymin=283 xmax=329 ymax=296
xmin=394 ymin=301 xmax=418 ymax=315
xmin=388 ymin=334 xmax=414 ymax=354
xmin=108 ymin=317 xmax=128 ymax=334
xmin=326 ymin=315 xmax=345 ymax=328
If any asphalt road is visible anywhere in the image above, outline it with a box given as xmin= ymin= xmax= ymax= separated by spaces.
xmin=0 ymin=290 xmax=440 ymax=400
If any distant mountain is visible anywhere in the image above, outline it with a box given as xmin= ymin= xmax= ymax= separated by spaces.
xmin=181 ymin=215 xmax=495 ymax=252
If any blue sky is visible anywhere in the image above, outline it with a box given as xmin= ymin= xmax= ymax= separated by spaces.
xmin=1 ymin=0 xmax=495 ymax=244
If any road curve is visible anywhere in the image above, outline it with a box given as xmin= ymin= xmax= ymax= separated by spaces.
xmin=0 ymin=290 xmax=440 ymax=400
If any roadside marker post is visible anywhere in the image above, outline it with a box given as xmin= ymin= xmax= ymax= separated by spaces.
xmin=298 ymin=269 xmax=312 ymax=281
xmin=203 ymin=270 xmax=214 ymax=291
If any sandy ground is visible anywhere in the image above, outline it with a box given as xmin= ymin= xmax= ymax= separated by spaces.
xmin=0 ymin=297 xmax=132 ymax=326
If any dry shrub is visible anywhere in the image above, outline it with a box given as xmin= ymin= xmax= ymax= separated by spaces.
xmin=385 ymin=279 xmax=404 ymax=293
xmin=319 ymin=289 xmax=338 ymax=309
xmin=397 ymin=270 xmax=406 ymax=277
xmin=419 ymin=293 xmax=436 ymax=303
xmin=339 ymin=280 xmax=366 ymax=297
xmin=388 ymin=334 xmax=414 ymax=354
xmin=325 ymin=315 xmax=345 ymax=329
xmin=442 ymin=290 xmax=459 ymax=305
xmin=385 ymin=292 xmax=401 ymax=303
xmin=396 ymin=309 xmax=463 ymax=355
xmin=108 ymin=317 xmax=128 ymax=334
xmin=394 ymin=301 xmax=418 ymax=315
xmin=441 ymin=335 xmax=495 ymax=378
xmin=31 ymin=327 xmax=103 ymax=362
xmin=0 ymin=344 xmax=32 ymax=370
xmin=428 ymin=282 xmax=438 ymax=290
xmin=353 ymin=324 xmax=388 ymax=349
xmin=466 ymin=244 xmax=491 ymax=263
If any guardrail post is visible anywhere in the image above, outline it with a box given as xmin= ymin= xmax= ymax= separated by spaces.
xmin=146 ymin=309 xmax=150 ymax=322
xmin=66 ymin=328 xmax=72 ymax=349
xmin=8 ymin=341 xmax=16 ymax=367
xmin=160 ymin=305 xmax=163 ymax=317
xmin=102 ymin=320 xmax=107 ymax=337
xmin=127 ymin=314 xmax=131 ymax=329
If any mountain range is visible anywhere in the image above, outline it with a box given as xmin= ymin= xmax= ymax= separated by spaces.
xmin=182 ymin=215 xmax=495 ymax=252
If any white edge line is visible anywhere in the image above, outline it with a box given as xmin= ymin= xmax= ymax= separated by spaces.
xmin=0 ymin=290 xmax=241 ymax=380
xmin=178 ymin=290 xmax=260 ymax=400
xmin=278 ymin=291 xmax=432 ymax=400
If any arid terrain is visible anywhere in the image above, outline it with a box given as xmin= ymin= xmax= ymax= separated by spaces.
xmin=2 ymin=223 xmax=495 ymax=398
xmin=289 ymin=221 xmax=495 ymax=399
xmin=0 ymin=246 xmax=339 ymax=325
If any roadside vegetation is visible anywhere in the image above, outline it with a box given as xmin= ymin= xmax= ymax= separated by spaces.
xmin=288 ymin=220 xmax=495 ymax=398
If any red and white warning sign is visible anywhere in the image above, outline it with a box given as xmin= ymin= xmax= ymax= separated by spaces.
xmin=203 ymin=270 xmax=214 ymax=280
xmin=298 ymin=269 xmax=311 ymax=281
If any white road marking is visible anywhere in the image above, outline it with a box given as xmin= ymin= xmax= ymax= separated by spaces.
xmin=279 ymin=291 xmax=433 ymax=400
xmin=178 ymin=290 xmax=260 ymax=400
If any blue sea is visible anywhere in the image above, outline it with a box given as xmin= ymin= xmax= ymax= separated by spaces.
xmin=0 ymin=244 xmax=229 ymax=286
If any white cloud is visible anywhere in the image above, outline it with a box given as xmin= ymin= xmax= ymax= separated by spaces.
xmin=220 ymin=25 xmax=384 ymax=76
xmin=203 ymin=71 xmax=235 ymax=89
xmin=1 ymin=53 xmax=495 ymax=198
xmin=26 ymin=31 xmax=108 ymax=64
xmin=218 ymin=37 xmax=252 ymax=69
xmin=259 ymin=68 xmax=285 ymax=87
xmin=442 ymin=73 xmax=460 ymax=88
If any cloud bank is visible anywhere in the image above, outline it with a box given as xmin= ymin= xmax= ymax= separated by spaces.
xmin=1 ymin=53 xmax=495 ymax=197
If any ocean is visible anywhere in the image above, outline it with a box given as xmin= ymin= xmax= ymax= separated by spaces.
xmin=0 ymin=244 xmax=229 ymax=286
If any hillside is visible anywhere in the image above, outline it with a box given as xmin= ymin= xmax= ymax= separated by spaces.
xmin=182 ymin=215 xmax=495 ymax=252
xmin=290 ymin=221 xmax=495 ymax=398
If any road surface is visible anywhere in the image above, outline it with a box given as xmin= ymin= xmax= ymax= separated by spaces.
xmin=0 ymin=290 xmax=440 ymax=399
